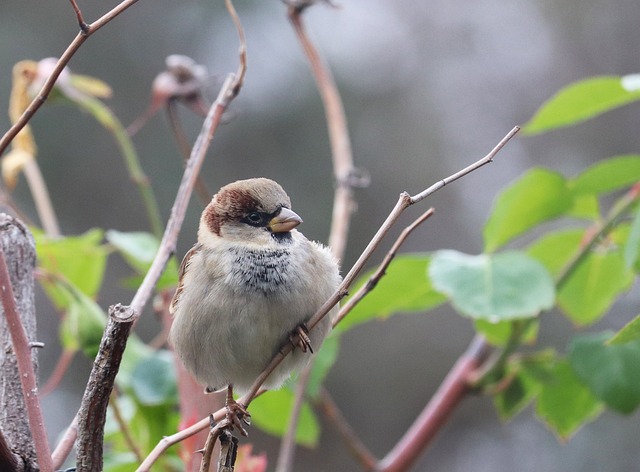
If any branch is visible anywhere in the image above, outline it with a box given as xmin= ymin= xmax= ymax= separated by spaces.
xmin=315 ymin=388 xmax=377 ymax=470
xmin=287 ymin=5 xmax=360 ymax=259
xmin=376 ymin=336 xmax=490 ymax=472
xmin=0 ymin=0 xmax=141 ymax=156
xmin=76 ymin=304 xmax=135 ymax=472
xmin=333 ymin=208 xmax=435 ymax=328
xmin=0 ymin=215 xmax=53 ymax=472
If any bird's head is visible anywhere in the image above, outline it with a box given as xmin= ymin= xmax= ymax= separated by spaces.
xmin=198 ymin=178 xmax=302 ymax=247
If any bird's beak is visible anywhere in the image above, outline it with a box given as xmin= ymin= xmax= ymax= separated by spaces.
xmin=268 ymin=208 xmax=302 ymax=233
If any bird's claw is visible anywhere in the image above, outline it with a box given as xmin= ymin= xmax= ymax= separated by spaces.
xmin=290 ymin=324 xmax=313 ymax=353
xmin=225 ymin=398 xmax=251 ymax=437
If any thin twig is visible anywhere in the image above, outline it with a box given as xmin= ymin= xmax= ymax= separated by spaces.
xmin=67 ymin=0 xmax=89 ymax=32
xmin=166 ymin=100 xmax=212 ymax=206
xmin=109 ymin=390 xmax=144 ymax=463
xmin=0 ymin=247 xmax=53 ymax=472
xmin=275 ymin=364 xmax=313 ymax=472
xmin=22 ymin=159 xmax=61 ymax=237
xmin=41 ymin=348 xmax=75 ymax=396
xmin=199 ymin=424 xmax=222 ymax=472
xmin=136 ymin=390 xmax=265 ymax=472
xmin=333 ymin=208 xmax=435 ymax=328
xmin=316 ymin=388 xmax=377 ymax=470
xmin=0 ymin=0 xmax=141 ymax=157
xmin=51 ymin=414 xmax=78 ymax=469
xmin=377 ymin=336 xmax=490 ymax=472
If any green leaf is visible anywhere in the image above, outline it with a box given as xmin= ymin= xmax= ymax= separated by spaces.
xmin=106 ymin=230 xmax=179 ymax=290
xmin=475 ymin=319 xmax=539 ymax=346
xmin=483 ymin=168 xmax=572 ymax=252
xmin=570 ymin=332 xmax=640 ymax=414
xmin=130 ymin=350 xmax=177 ymax=406
xmin=336 ymin=254 xmax=446 ymax=333
xmin=34 ymin=228 xmax=108 ymax=307
xmin=535 ymin=359 xmax=603 ymax=439
xmin=557 ymin=250 xmax=634 ymax=325
xmin=429 ymin=250 xmax=555 ymax=321
xmin=307 ymin=333 xmax=340 ymax=398
xmin=526 ymin=229 xmax=584 ymax=278
xmin=569 ymin=155 xmax=640 ymax=195
xmin=58 ymin=284 xmax=107 ymax=357
xmin=522 ymin=76 xmax=640 ymax=135
xmin=250 ymin=389 xmax=319 ymax=447
xmin=608 ymin=314 xmax=640 ymax=345
xmin=624 ymin=206 xmax=640 ymax=269
xmin=567 ymin=194 xmax=600 ymax=220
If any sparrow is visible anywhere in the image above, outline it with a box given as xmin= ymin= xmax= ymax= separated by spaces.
xmin=169 ymin=178 xmax=340 ymax=433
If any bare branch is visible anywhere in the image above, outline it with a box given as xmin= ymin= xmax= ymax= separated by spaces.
xmin=377 ymin=336 xmax=490 ymax=472
xmin=315 ymin=388 xmax=377 ymax=470
xmin=76 ymin=304 xmax=135 ymax=472
xmin=333 ymin=208 xmax=435 ymax=328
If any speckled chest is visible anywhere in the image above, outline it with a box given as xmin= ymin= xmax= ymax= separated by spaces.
xmin=226 ymin=246 xmax=294 ymax=295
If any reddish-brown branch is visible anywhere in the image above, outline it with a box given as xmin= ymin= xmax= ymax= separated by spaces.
xmin=377 ymin=336 xmax=489 ymax=472
xmin=0 ymin=246 xmax=53 ymax=472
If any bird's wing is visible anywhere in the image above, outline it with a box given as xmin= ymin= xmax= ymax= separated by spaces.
xmin=169 ymin=243 xmax=202 ymax=315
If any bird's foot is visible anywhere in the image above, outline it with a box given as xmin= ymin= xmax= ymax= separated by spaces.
xmin=289 ymin=323 xmax=313 ymax=353
xmin=225 ymin=397 xmax=251 ymax=437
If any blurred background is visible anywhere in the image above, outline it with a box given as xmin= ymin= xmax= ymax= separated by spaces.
xmin=2 ymin=0 xmax=640 ymax=470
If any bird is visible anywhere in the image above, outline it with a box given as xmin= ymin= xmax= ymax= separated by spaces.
xmin=169 ymin=177 xmax=340 ymax=434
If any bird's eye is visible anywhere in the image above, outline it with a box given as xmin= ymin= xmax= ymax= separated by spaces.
xmin=243 ymin=212 xmax=265 ymax=226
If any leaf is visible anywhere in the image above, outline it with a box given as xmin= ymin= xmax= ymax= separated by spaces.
xmin=475 ymin=319 xmax=539 ymax=346
xmin=570 ymin=332 xmax=640 ymax=414
xmin=336 ymin=254 xmax=446 ymax=333
xmin=535 ymin=359 xmax=603 ymax=439
xmin=106 ymin=230 xmax=179 ymax=290
xmin=526 ymin=229 xmax=584 ymax=278
xmin=569 ymin=155 xmax=640 ymax=195
xmin=557 ymin=250 xmax=634 ymax=325
xmin=130 ymin=350 xmax=177 ymax=406
xmin=429 ymin=250 xmax=555 ymax=321
xmin=35 ymin=228 xmax=108 ymax=307
xmin=483 ymin=168 xmax=573 ymax=252
xmin=250 ymin=389 xmax=319 ymax=447
xmin=608 ymin=314 xmax=640 ymax=345
xmin=522 ymin=76 xmax=640 ymax=135
xmin=307 ymin=333 xmax=340 ymax=398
